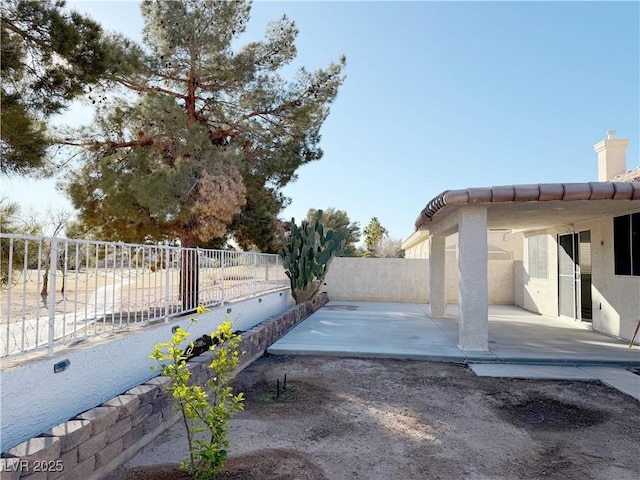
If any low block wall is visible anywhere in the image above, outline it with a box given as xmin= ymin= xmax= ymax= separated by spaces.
xmin=0 ymin=294 xmax=328 ymax=480
xmin=324 ymin=257 xmax=515 ymax=305
xmin=324 ymin=258 xmax=429 ymax=302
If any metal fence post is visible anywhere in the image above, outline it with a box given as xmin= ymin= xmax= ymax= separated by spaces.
xmin=47 ymin=238 xmax=59 ymax=357
xmin=164 ymin=248 xmax=171 ymax=321
xmin=220 ymin=250 xmax=225 ymax=305
xmin=196 ymin=247 xmax=201 ymax=308
xmin=253 ymin=253 xmax=257 ymax=294
xmin=265 ymin=256 xmax=270 ymax=283
xmin=5 ymin=238 xmax=14 ymax=356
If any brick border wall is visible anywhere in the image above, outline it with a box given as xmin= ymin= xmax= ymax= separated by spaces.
xmin=0 ymin=293 xmax=328 ymax=480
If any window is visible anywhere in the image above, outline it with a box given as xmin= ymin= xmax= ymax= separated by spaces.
xmin=613 ymin=213 xmax=640 ymax=276
xmin=528 ymin=234 xmax=548 ymax=279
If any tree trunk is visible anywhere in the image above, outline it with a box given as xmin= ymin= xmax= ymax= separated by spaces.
xmin=179 ymin=70 xmax=199 ymax=311
xmin=294 ymin=281 xmax=321 ymax=304
xmin=180 ymin=230 xmax=199 ymax=311
xmin=186 ymin=73 xmax=197 ymax=126
xmin=40 ymin=269 xmax=49 ymax=296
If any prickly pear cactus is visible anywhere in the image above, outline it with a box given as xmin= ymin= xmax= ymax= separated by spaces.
xmin=281 ymin=210 xmax=346 ymax=303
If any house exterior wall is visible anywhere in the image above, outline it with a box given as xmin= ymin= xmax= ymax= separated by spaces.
xmin=589 ymin=215 xmax=640 ymax=341
xmin=402 ymin=231 xmax=520 ymax=305
xmin=521 ymin=231 xmax=559 ymax=317
xmin=404 ymin=239 xmax=430 ymax=259
xmin=489 ymin=260 xmax=517 ymax=305
xmin=521 ymin=212 xmax=640 ymax=343
xmin=405 ymin=231 xmax=524 ymax=261
xmin=444 ymin=258 xmax=514 ymax=304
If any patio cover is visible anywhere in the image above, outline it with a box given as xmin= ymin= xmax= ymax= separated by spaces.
xmin=414 ymin=181 xmax=640 ymax=351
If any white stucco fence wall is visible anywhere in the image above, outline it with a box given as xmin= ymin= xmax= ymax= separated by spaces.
xmin=0 ymin=289 xmax=294 ymax=452
xmin=323 ymin=257 xmax=515 ymax=305
xmin=323 ymin=258 xmax=430 ymax=303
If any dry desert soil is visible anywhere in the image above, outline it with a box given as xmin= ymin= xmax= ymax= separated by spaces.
xmin=107 ymin=355 xmax=640 ymax=480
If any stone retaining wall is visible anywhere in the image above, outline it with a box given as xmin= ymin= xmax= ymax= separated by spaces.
xmin=0 ymin=293 xmax=328 ymax=480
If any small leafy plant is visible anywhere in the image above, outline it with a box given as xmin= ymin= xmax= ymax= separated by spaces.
xmin=150 ymin=307 xmax=245 ymax=479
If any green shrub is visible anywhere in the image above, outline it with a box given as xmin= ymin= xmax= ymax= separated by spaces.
xmin=150 ymin=307 xmax=244 ymax=479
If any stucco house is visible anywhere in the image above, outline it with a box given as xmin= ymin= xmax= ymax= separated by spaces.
xmin=404 ymin=131 xmax=640 ymax=351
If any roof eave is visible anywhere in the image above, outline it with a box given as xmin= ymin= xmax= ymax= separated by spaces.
xmin=415 ymin=181 xmax=640 ymax=230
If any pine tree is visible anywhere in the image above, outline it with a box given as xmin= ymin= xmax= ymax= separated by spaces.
xmin=63 ymin=0 xmax=345 ymax=307
xmin=306 ymin=207 xmax=361 ymax=256
xmin=363 ymin=217 xmax=389 ymax=256
xmin=1 ymin=0 xmax=114 ymax=176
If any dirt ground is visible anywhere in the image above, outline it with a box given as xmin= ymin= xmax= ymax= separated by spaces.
xmin=110 ymin=355 xmax=640 ymax=480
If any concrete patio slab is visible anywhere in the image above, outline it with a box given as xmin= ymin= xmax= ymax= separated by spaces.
xmin=268 ymin=302 xmax=486 ymax=362
xmin=269 ymin=302 xmax=640 ymax=364
xmin=267 ymin=301 xmax=640 ymax=399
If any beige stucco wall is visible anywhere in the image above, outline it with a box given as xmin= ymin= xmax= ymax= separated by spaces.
xmin=489 ymin=260 xmax=517 ymax=305
xmin=403 ymin=231 xmax=518 ymax=305
xmin=404 ymin=230 xmax=524 ymax=261
xmin=521 ymin=232 xmax=559 ymax=317
xmin=323 ymin=258 xmax=429 ymax=302
xmin=404 ymin=239 xmax=430 ymax=259
xmin=443 ymin=258 xmax=514 ymax=305
xmin=521 ymin=212 xmax=640 ymax=342
xmin=323 ymin=257 xmax=515 ymax=305
xmin=589 ymin=215 xmax=640 ymax=341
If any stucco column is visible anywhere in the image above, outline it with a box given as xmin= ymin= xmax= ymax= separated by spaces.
xmin=429 ymin=235 xmax=447 ymax=317
xmin=458 ymin=207 xmax=489 ymax=351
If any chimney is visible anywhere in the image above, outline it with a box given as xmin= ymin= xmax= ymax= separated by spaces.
xmin=594 ymin=130 xmax=629 ymax=181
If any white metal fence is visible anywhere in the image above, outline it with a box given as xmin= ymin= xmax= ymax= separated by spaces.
xmin=0 ymin=234 xmax=288 ymax=359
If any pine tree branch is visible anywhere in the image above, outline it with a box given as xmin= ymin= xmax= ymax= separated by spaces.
xmin=58 ymin=138 xmax=154 ymax=149
xmin=114 ymin=76 xmax=187 ymax=99
xmin=204 ymin=100 xmax=294 ymax=142
xmin=208 ymin=129 xmax=241 ymax=142
xmin=2 ymin=18 xmax=50 ymax=50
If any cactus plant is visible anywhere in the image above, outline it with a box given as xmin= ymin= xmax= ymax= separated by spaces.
xmin=281 ymin=210 xmax=346 ymax=303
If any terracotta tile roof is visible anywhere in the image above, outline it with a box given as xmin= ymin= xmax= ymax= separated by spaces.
xmin=415 ymin=182 xmax=640 ymax=230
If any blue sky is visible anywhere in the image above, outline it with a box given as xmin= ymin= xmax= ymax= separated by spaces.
xmin=3 ymin=0 xmax=639 ymax=244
